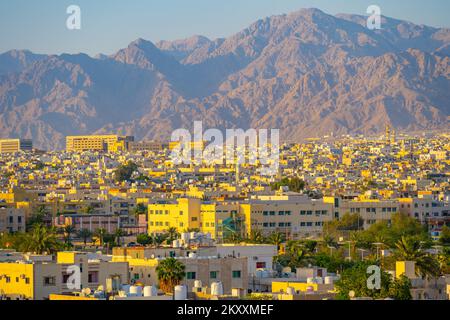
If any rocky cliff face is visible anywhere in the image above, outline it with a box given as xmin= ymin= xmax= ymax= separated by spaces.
xmin=0 ymin=8 xmax=448 ymax=150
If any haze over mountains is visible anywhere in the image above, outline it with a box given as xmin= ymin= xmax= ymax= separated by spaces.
xmin=0 ymin=8 xmax=449 ymax=150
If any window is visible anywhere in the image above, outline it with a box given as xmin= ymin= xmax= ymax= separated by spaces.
xmin=44 ymin=276 xmax=56 ymax=286
xmin=256 ymin=262 xmax=266 ymax=269
xmin=210 ymin=271 xmax=218 ymax=279
xmin=179 ymin=211 xmax=184 ymax=215
xmin=263 ymin=211 xmax=268 ymax=216
xmin=186 ymin=272 xmax=196 ymax=280
xmin=88 ymin=271 xmax=99 ymax=283
xmin=269 ymin=211 xmax=275 ymax=216
xmin=300 ymin=211 xmax=306 ymax=215
xmin=232 ymin=271 xmax=241 ymax=278
xmin=134 ymin=273 xmax=140 ymax=280
xmin=278 ymin=211 xmax=284 ymax=216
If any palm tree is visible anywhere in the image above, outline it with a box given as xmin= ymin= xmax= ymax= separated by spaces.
xmin=21 ymin=224 xmax=59 ymax=254
xmin=248 ymin=230 xmax=264 ymax=244
xmin=225 ymin=233 xmax=242 ymax=244
xmin=63 ymin=225 xmax=76 ymax=246
xmin=268 ymin=232 xmax=285 ymax=250
xmin=156 ymin=258 xmax=186 ymax=294
xmin=94 ymin=228 xmax=107 ymax=246
xmin=114 ymin=228 xmax=125 ymax=246
xmin=394 ymin=236 xmax=441 ymax=278
xmin=78 ymin=229 xmax=92 ymax=246
xmin=133 ymin=203 xmax=147 ymax=217
xmin=166 ymin=227 xmax=179 ymax=242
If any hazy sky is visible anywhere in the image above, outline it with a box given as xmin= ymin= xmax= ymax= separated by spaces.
xmin=1 ymin=0 xmax=449 ymax=56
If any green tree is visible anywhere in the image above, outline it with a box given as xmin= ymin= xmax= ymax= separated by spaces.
xmin=439 ymin=226 xmax=450 ymax=245
xmin=137 ymin=234 xmax=152 ymax=246
xmin=94 ymin=228 xmax=107 ymax=246
xmin=26 ymin=206 xmax=48 ymax=231
xmin=62 ymin=225 xmax=76 ymax=247
xmin=78 ymin=229 xmax=92 ymax=246
xmin=114 ymin=228 xmax=125 ymax=246
xmin=394 ymin=236 xmax=441 ymax=278
xmin=156 ymin=258 xmax=186 ymax=294
xmin=389 ymin=275 xmax=412 ymax=300
xmin=335 ymin=262 xmax=391 ymax=300
xmin=114 ymin=161 xmax=138 ymax=183
xmin=268 ymin=232 xmax=285 ymax=250
xmin=20 ymin=224 xmax=60 ymax=254
xmin=166 ymin=227 xmax=179 ymax=242
xmin=270 ymin=177 xmax=305 ymax=193
xmin=134 ymin=203 xmax=147 ymax=217
xmin=247 ymin=230 xmax=264 ymax=244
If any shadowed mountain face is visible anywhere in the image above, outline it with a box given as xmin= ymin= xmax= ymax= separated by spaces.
xmin=0 ymin=8 xmax=449 ymax=150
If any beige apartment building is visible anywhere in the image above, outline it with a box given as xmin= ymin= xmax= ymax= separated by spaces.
xmin=112 ymin=253 xmax=248 ymax=294
xmin=0 ymin=139 xmax=32 ymax=154
xmin=242 ymin=194 xmax=334 ymax=239
xmin=327 ymin=197 xmax=400 ymax=229
xmin=0 ymin=206 xmax=25 ymax=233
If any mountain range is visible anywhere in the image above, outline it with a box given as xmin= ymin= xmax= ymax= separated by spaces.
xmin=0 ymin=8 xmax=449 ymax=150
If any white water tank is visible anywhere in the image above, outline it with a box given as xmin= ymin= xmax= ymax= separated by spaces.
xmin=130 ymin=285 xmax=143 ymax=296
xmin=181 ymin=233 xmax=190 ymax=243
xmin=173 ymin=240 xmax=181 ymax=248
xmin=144 ymin=286 xmax=157 ymax=297
xmin=190 ymin=232 xmax=197 ymax=240
xmin=188 ymin=252 xmax=197 ymax=259
xmin=325 ymin=276 xmax=334 ymax=285
xmin=174 ymin=285 xmax=187 ymax=300
xmin=211 ymin=282 xmax=224 ymax=296
xmin=194 ymin=280 xmax=202 ymax=288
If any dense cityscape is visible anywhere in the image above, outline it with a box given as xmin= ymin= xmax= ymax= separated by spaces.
xmin=0 ymin=129 xmax=449 ymax=300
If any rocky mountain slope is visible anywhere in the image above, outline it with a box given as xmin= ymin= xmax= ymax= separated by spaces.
xmin=0 ymin=8 xmax=448 ymax=150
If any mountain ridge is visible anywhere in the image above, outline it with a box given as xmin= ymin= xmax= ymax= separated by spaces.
xmin=0 ymin=8 xmax=449 ymax=150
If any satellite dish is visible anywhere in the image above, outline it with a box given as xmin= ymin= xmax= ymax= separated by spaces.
xmin=84 ymin=288 xmax=92 ymax=295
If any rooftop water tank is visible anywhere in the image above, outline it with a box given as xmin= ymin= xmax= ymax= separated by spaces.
xmin=130 ymin=285 xmax=142 ymax=297
xmin=188 ymin=252 xmax=197 ymax=259
xmin=181 ymin=233 xmax=190 ymax=243
xmin=174 ymin=285 xmax=187 ymax=300
xmin=143 ymin=286 xmax=157 ymax=297
xmin=324 ymin=276 xmax=334 ymax=285
xmin=211 ymin=282 xmax=224 ymax=296
xmin=194 ymin=280 xmax=202 ymax=288
xmin=172 ymin=240 xmax=181 ymax=248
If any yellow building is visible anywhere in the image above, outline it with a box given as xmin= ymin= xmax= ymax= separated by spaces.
xmin=66 ymin=135 xmax=133 ymax=153
xmin=0 ymin=252 xmax=129 ymax=300
xmin=0 ymin=139 xmax=32 ymax=154
xmin=148 ymin=198 xmax=201 ymax=235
